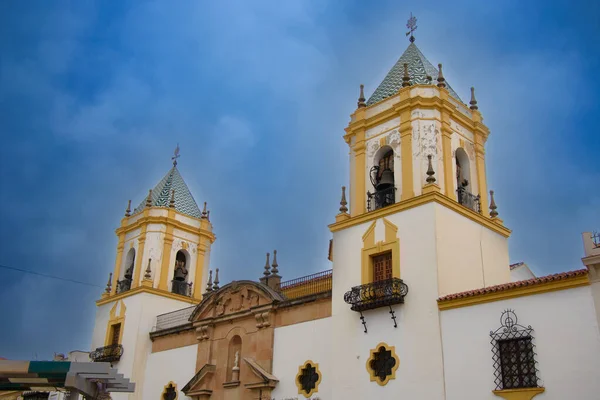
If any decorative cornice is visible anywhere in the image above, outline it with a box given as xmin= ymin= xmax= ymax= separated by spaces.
xmin=96 ymin=285 xmax=200 ymax=306
xmin=116 ymin=213 xmax=216 ymax=242
xmin=437 ymin=269 xmax=590 ymax=310
xmin=329 ymin=190 xmax=511 ymax=238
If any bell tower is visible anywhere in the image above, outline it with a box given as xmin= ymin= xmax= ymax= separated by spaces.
xmin=329 ymin=17 xmax=514 ymax=400
xmin=91 ymin=148 xmax=215 ymax=400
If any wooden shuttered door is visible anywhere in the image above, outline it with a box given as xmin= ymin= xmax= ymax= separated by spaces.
xmin=373 ymin=252 xmax=393 ymax=282
xmin=111 ymin=324 xmax=121 ymax=345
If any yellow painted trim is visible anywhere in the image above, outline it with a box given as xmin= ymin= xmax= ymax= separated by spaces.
xmin=111 ymin=233 xmax=126 ymax=295
xmin=345 ymin=87 xmax=487 ymax=141
xmin=493 ymin=387 xmax=545 ymax=400
xmin=441 ymin=127 xmax=454 ymax=200
xmin=161 ymin=381 xmax=178 ymax=400
xmin=104 ymin=300 xmax=126 ymax=346
xmin=366 ymin=342 xmax=400 ymax=386
xmin=352 ymin=134 xmax=366 ymax=216
xmin=116 ymin=214 xmax=216 ymax=244
xmin=361 ymin=219 xmax=400 ymax=284
xmin=330 ymin=190 xmax=511 ymax=238
xmin=194 ymin=240 xmax=208 ymax=299
xmin=131 ymin=225 xmax=147 ymax=289
xmin=295 ymin=360 xmax=322 ymax=398
xmin=438 ymin=274 xmax=590 ymax=310
xmin=159 ymin=224 xmax=175 ymax=291
xmin=475 ymin=146 xmax=489 ymax=216
xmin=399 ymin=108 xmax=414 ymax=200
xmin=97 ymin=285 xmax=200 ymax=306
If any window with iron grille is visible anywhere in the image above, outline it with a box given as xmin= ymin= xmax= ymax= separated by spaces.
xmin=490 ymin=310 xmax=540 ymax=390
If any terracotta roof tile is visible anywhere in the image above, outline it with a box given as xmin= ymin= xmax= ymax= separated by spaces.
xmin=438 ymin=269 xmax=589 ymax=302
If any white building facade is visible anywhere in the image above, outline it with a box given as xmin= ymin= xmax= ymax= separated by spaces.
xmin=88 ymin=33 xmax=600 ymax=400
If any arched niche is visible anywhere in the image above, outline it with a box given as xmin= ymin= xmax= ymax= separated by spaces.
xmin=455 ymin=147 xmax=471 ymax=192
xmin=123 ymin=248 xmax=136 ymax=280
xmin=227 ymin=335 xmax=242 ymax=382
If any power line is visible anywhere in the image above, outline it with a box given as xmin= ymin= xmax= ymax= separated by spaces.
xmin=0 ymin=264 xmax=103 ymax=288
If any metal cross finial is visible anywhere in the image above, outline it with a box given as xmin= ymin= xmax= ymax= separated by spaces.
xmin=406 ymin=12 xmax=417 ymax=43
xmin=172 ymin=143 xmax=180 ymax=166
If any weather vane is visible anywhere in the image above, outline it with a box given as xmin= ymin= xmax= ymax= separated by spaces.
xmin=406 ymin=12 xmax=417 ymax=43
xmin=172 ymin=143 xmax=180 ymax=166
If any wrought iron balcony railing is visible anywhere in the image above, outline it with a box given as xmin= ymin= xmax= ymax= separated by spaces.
xmin=457 ymin=186 xmax=481 ymax=213
xmin=367 ymin=187 xmax=396 ymax=212
xmin=171 ymin=280 xmax=193 ymax=297
xmin=90 ymin=344 xmax=124 ymax=363
xmin=344 ymin=278 xmax=409 ymax=312
xmin=367 ymin=186 xmax=396 ymax=211
xmin=116 ymin=278 xmax=132 ymax=294
xmin=278 ymin=269 xmax=332 ymax=300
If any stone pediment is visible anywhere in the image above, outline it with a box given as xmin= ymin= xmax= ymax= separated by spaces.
xmin=190 ymin=280 xmax=284 ymax=323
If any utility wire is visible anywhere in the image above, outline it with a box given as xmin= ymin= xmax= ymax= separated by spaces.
xmin=0 ymin=263 xmax=103 ymax=288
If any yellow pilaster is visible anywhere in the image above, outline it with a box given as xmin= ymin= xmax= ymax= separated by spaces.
xmin=399 ymin=107 xmax=414 ymax=200
xmin=111 ymin=233 xmax=126 ymax=295
xmin=194 ymin=240 xmax=208 ymax=299
xmin=352 ymin=131 xmax=366 ymax=216
xmin=159 ymin=224 xmax=175 ymax=291
xmin=475 ymin=144 xmax=489 ymax=216
xmin=440 ymin=109 xmax=455 ymax=200
xmin=131 ymin=224 xmax=147 ymax=288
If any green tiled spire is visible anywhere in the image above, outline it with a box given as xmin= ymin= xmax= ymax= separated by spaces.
xmin=134 ymin=165 xmax=202 ymax=219
xmin=367 ymin=42 xmax=463 ymax=106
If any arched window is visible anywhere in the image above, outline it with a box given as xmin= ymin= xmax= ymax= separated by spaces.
xmin=455 ymin=148 xmax=480 ymax=212
xmin=124 ymin=248 xmax=136 ymax=280
xmin=455 ymin=148 xmax=471 ymax=191
xmin=117 ymin=248 xmax=135 ymax=293
xmin=171 ymin=251 xmax=190 ymax=296
xmin=368 ymin=146 xmax=395 ymax=211
xmin=227 ymin=335 xmax=242 ymax=382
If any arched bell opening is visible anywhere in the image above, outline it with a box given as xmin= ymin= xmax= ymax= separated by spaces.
xmin=171 ymin=250 xmax=191 ymax=297
xmin=117 ymin=248 xmax=135 ymax=293
xmin=455 ymin=147 xmax=480 ymax=212
xmin=368 ymin=146 xmax=396 ymax=211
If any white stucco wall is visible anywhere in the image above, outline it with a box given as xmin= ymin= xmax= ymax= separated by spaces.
xmin=271 ymin=317 xmax=332 ymax=399
xmin=142 ymin=343 xmax=198 ymax=400
xmin=331 ymin=203 xmax=446 ymax=400
xmin=441 ymin=286 xmax=600 ymax=400
xmin=510 ymin=264 xmax=536 ymax=282
xmin=91 ymin=293 xmax=196 ymax=400
xmin=434 ymin=204 xmax=510 ymax=297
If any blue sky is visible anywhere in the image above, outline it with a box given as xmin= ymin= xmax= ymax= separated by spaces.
xmin=0 ymin=0 xmax=598 ymax=360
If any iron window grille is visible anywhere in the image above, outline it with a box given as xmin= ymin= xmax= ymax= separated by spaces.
xmin=367 ymin=186 xmax=396 ymax=211
xmin=369 ymin=345 xmax=397 ymax=384
xmin=457 ymin=185 xmax=481 ymax=213
xmin=171 ymin=280 xmax=193 ymax=297
xmin=490 ymin=310 xmax=540 ymax=390
xmin=163 ymin=383 xmax=177 ymax=400
xmin=298 ymin=363 xmax=320 ymax=396
xmin=116 ymin=278 xmax=132 ymax=293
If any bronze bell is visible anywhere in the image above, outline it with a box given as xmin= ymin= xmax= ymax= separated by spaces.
xmin=376 ymin=169 xmax=394 ymax=191
xmin=173 ymin=260 xmax=188 ymax=281
xmin=124 ymin=265 xmax=133 ymax=280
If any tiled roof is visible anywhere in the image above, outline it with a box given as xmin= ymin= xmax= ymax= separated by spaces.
xmin=134 ymin=164 xmax=202 ymax=219
xmin=367 ymin=42 xmax=463 ymax=106
xmin=437 ymin=269 xmax=589 ymax=302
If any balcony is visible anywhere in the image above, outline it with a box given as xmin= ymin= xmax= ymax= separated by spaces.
xmin=116 ymin=278 xmax=132 ymax=294
xmin=367 ymin=187 xmax=396 ymax=212
xmin=171 ymin=280 xmax=193 ymax=297
xmin=90 ymin=344 xmax=124 ymax=363
xmin=344 ymin=278 xmax=409 ymax=312
xmin=279 ymin=269 xmax=332 ymax=300
xmin=457 ymin=186 xmax=481 ymax=213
